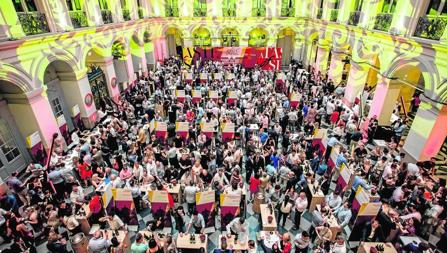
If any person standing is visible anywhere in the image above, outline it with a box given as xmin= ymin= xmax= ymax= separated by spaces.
xmin=294 ymin=231 xmax=310 ymax=253
xmin=184 ymin=182 xmax=199 ymax=215
xmin=277 ymin=195 xmax=293 ymax=227
xmin=293 ymin=191 xmax=308 ymax=230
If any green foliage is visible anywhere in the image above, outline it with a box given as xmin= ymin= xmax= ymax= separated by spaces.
xmin=166 ymin=0 xmax=179 ymax=17
xmin=222 ymin=0 xmax=236 ymax=17
xmin=374 ymin=13 xmax=393 ymax=32
xmin=252 ymin=0 xmax=266 ymax=17
xmin=193 ymin=0 xmax=207 ymax=17
xmin=69 ymin=10 xmax=88 ymax=28
xmin=414 ymin=16 xmax=447 ymax=40
xmin=330 ymin=9 xmax=338 ymax=22
xmin=122 ymin=8 xmax=130 ymax=21
xmin=112 ymin=41 xmax=126 ymax=59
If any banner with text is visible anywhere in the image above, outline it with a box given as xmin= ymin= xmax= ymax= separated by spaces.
xmin=182 ymin=47 xmax=283 ymax=71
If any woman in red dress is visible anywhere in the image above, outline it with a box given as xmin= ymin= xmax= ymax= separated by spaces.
xmin=78 ymin=161 xmax=92 ymax=186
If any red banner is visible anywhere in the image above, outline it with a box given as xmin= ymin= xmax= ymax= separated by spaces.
xmin=182 ymin=47 xmax=282 ymax=70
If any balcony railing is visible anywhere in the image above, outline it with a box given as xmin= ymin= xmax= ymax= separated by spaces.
xmin=413 ymin=15 xmax=447 ymax=40
xmin=330 ymin=9 xmax=338 ymax=22
xmin=374 ymin=13 xmax=393 ymax=32
xmin=101 ymin=10 xmax=113 ymax=24
xmin=69 ymin=10 xmax=88 ymax=28
xmin=223 ymin=8 xmax=236 ymax=17
xmin=281 ymin=7 xmax=295 ymax=17
xmin=165 ymin=6 xmax=179 ymax=17
xmin=252 ymin=7 xmax=266 ymax=17
xmin=316 ymin=8 xmax=323 ymax=19
xmin=17 ymin=12 xmax=50 ymax=36
xmin=138 ymin=8 xmax=144 ymax=19
xmin=348 ymin=11 xmax=361 ymax=26
xmin=193 ymin=8 xmax=207 ymax=17
xmin=122 ymin=9 xmax=130 ymax=21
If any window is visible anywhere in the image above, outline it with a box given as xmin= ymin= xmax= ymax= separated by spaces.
xmin=66 ymin=0 xmax=81 ymax=11
xmin=380 ymin=0 xmax=397 ymax=13
xmin=222 ymin=0 xmax=236 ymax=17
xmin=281 ymin=0 xmax=295 ymax=17
xmin=98 ymin=0 xmax=108 ymax=10
xmin=165 ymin=0 xmax=179 ymax=17
xmin=12 ymin=0 xmax=38 ymax=12
xmin=252 ymin=0 xmax=266 ymax=17
xmin=0 ymin=120 xmax=21 ymax=163
xmin=426 ymin=0 xmax=447 ymax=15
xmin=51 ymin=98 xmax=64 ymax=118
xmin=334 ymin=0 xmax=340 ymax=9
xmin=193 ymin=0 xmax=207 ymax=17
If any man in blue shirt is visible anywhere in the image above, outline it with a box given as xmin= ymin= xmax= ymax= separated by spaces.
xmin=259 ymin=128 xmax=269 ymax=145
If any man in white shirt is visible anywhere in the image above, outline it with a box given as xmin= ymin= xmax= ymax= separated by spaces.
xmin=325 ymin=192 xmax=342 ymax=211
xmin=331 ymin=235 xmax=347 ymax=253
xmin=226 ymin=217 xmax=248 ymax=236
xmin=184 ymin=182 xmax=199 ymax=215
xmin=70 ymin=184 xmax=85 ymax=206
xmin=294 ymin=192 xmax=308 ymax=230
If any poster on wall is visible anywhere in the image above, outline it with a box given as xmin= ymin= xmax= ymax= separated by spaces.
xmin=196 ymin=190 xmax=216 ymax=229
xmin=182 ymin=47 xmax=283 ymax=70
xmin=114 ymin=189 xmax=138 ymax=225
xmin=26 ymin=132 xmax=46 ymax=165
xmin=220 ymin=193 xmax=242 ymax=229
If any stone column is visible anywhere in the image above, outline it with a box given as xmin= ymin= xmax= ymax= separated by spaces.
xmin=58 ymin=68 xmax=98 ymax=129
xmin=327 ymin=50 xmax=345 ymax=85
xmin=315 ymin=45 xmax=330 ymax=75
xmin=343 ymin=61 xmax=370 ymax=105
xmin=236 ymin=0 xmax=252 ymax=17
xmin=39 ymin=0 xmax=72 ymax=32
xmin=94 ymin=57 xmax=121 ymax=102
xmin=81 ymin=0 xmax=103 ymax=26
xmin=368 ymin=77 xmax=401 ymax=125
xmin=6 ymin=88 xmax=62 ymax=149
xmin=208 ymin=0 xmax=223 ymax=17
xmin=403 ymin=98 xmax=447 ymax=161
xmin=131 ymin=39 xmax=148 ymax=77
xmin=153 ymin=37 xmax=169 ymax=63
xmin=293 ymin=38 xmax=305 ymax=61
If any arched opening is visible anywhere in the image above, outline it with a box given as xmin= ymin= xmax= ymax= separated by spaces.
xmin=85 ymin=48 xmax=111 ymax=111
xmin=276 ymin=28 xmax=295 ymax=66
xmin=0 ymin=80 xmax=30 ymax=179
xmin=192 ymin=26 xmax=212 ymax=47
xmin=43 ymin=60 xmax=77 ymax=142
xmin=248 ymin=28 xmax=268 ymax=47
xmin=220 ymin=27 xmax=239 ymax=47
xmin=390 ymin=64 xmax=424 ymax=116
xmin=166 ymin=27 xmax=183 ymax=56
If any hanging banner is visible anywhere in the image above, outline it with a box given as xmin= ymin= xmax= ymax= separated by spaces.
xmin=155 ymin=121 xmax=168 ymax=139
xmin=312 ymin=129 xmax=328 ymax=154
xmin=148 ymin=190 xmax=173 ymax=227
xmin=182 ymin=47 xmax=283 ymax=70
xmin=209 ymin=90 xmax=219 ymax=101
xmin=175 ymin=121 xmax=189 ymax=139
xmin=227 ymin=90 xmax=237 ymax=105
xmin=26 ymin=131 xmax=46 ymax=165
xmin=201 ymin=122 xmax=215 ymax=139
xmin=196 ymin=190 xmax=216 ymax=228
xmin=290 ymin=92 xmax=301 ymax=108
xmin=220 ymin=193 xmax=242 ymax=229
xmin=221 ymin=122 xmax=235 ymax=142
xmin=175 ymin=89 xmax=186 ymax=103
xmin=114 ymin=189 xmax=138 ymax=225
xmin=192 ymin=89 xmax=202 ymax=104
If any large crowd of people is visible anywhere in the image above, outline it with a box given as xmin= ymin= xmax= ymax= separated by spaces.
xmin=0 ymin=56 xmax=445 ymax=253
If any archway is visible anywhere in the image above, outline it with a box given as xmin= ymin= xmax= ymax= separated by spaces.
xmin=276 ymin=28 xmax=295 ymax=66
xmin=166 ymin=27 xmax=183 ymax=56
xmin=192 ymin=26 xmax=212 ymax=47
xmin=248 ymin=28 xmax=268 ymax=47
xmin=220 ymin=27 xmax=239 ymax=47
xmin=43 ymin=60 xmax=77 ymax=142
xmin=390 ymin=64 xmax=424 ymax=115
xmin=0 ymin=80 xmax=30 ymax=179
xmin=85 ymin=48 xmax=112 ymax=111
